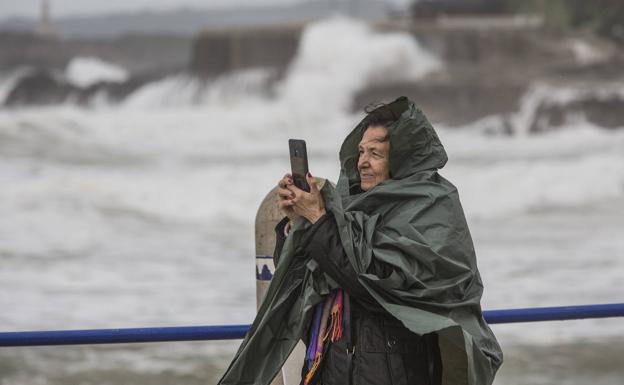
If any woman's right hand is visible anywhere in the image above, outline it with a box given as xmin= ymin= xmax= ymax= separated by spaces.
xmin=277 ymin=174 xmax=300 ymax=223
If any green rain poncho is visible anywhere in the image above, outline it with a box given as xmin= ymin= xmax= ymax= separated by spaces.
xmin=219 ymin=96 xmax=503 ymax=385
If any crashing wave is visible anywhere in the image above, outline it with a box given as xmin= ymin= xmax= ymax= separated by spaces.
xmin=65 ymin=57 xmax=129 ymax=88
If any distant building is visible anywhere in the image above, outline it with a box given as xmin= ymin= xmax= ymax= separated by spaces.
xmin=35 ymin=0 xmax=59 ymax=38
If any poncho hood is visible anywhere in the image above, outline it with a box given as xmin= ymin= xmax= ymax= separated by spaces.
xmin=219 ymin=97 xmax=502 ymax=385
xmin=339 ymin=96 xmax=448 ymax=195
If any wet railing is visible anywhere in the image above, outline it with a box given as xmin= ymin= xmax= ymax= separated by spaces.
xmin=1 ymin=302 xmax=623 ymax=347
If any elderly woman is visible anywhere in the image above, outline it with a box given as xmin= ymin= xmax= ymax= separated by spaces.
xmin=219 ymin=97 xmax=502 ymax=385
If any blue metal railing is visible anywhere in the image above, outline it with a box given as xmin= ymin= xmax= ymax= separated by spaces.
xmin=1 ymin=303 xmax=623 ymax=347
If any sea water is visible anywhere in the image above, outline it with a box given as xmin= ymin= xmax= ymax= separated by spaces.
xmin=1 ymin=18 xmax=623 ymax=385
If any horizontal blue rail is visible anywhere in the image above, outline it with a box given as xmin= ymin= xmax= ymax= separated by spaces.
xmin=483 ymin=302 xmax=624 ymax=324
xmin=1 ymin=303 xmax=623 ymax=347
xmin=0 ymin=325 xmax=249 ymax=347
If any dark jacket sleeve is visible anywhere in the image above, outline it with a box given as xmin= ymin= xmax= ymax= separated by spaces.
xmin=304 ymin=213 xmax=386 ymax=312
xmin=273 ymin=214 xmax=386 ymax=311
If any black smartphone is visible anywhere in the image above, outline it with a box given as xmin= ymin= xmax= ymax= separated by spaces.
xmin=288 ymin=139 xmax=310 ymax=192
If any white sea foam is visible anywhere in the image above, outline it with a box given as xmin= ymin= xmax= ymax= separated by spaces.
xmin=439 ymin=125 xmax=624 ymax=219
xmin=567 ymin=38 xmax=609 ymax=65
xmin=0 ymin=68 xmax=34 ymax=105
xmin=65 ymin=57 xmax=129 ymax=88
xmin=123 ymin=69 xmax=275 ymax=109
xmin=508 ymin=82 xmax=624 ymax=135
xmin=278 ymin=16 xmax=441 ymax=116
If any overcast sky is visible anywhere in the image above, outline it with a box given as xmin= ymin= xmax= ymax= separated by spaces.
xmin=0 ymin=0 xmax=312 ymax=19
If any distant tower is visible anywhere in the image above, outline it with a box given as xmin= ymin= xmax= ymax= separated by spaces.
xmin=36 ymin=0 xmax=59 ymax=38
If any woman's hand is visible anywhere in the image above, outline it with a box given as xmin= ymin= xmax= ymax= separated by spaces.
xmin=277 ymin=174 xmax=300 ymax=223
xmin=286 ymin=172 xmax=326 ymax=224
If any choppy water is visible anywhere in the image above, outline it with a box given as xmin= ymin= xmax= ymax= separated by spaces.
xmin=1 ymin=17 xmax=623 ymax=385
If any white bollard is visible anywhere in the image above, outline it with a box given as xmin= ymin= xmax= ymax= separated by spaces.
xmin=255 ymin=178 xmax=327 ymax=385
xmin=255 ymin=185 xmax=300 ymax=385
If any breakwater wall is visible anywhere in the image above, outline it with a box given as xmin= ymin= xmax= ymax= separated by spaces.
xmin=0 ymin=32 xmax=192 ymax=75
xmin=190 ymin=19 xmax=572 ymax=78
xmin=190 ymin=24 xmax=302 ymax=77
xmin=190 ymin=18 xmax=622 ymax=125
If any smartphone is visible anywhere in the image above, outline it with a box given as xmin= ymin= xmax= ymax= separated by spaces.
xmin=288 ymin=139 xmax=310 ymax=192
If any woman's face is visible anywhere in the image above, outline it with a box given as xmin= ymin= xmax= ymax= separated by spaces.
xmin=357 ymin=126 xmax=390 ymax=191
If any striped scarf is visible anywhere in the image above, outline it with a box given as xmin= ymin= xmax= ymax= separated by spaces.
xmin=303 ymin=289 xmax=344 ymax=385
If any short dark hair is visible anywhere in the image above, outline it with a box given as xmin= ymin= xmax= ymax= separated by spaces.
xmin=363 ymin=101 xmax=398 ymax=131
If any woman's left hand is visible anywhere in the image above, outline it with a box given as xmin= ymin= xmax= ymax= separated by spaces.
xmin=287 ymin=172 xmax=326 ymax=224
